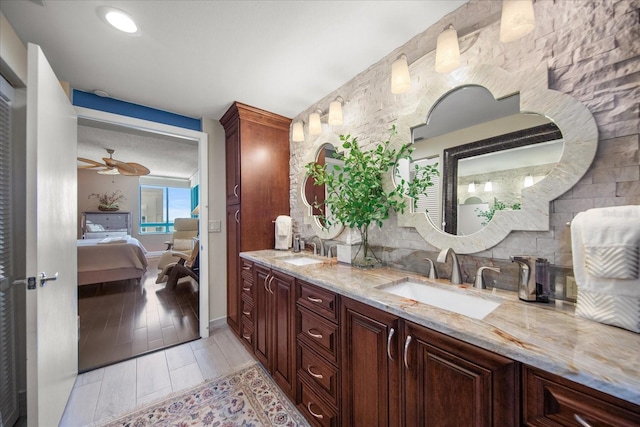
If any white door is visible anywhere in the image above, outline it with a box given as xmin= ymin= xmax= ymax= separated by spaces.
xmin=25 ymin=43 xmax=78 ymax=426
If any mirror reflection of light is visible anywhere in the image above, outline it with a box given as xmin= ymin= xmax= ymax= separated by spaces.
xmin=484 ymin=181 xmax=493 ymax=191
xmin=524 ymin=174 xmax=534 ymax=187
xmin=468 ymin=182 xmax=476 ymax=193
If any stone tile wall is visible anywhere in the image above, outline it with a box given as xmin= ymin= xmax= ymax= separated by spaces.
xmin=289 ymin=0 xmax=639 ymax=298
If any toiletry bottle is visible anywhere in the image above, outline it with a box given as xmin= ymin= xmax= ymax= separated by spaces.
xmin=293 ymin=234 xmax=301 ymax=253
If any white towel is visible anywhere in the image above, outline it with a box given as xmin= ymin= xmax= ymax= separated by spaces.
xmin=98 ymin=237 xmax=127 ymax=244
xmin=571 ymin=205 xmax=640 ymax=333
xmin=274 ymin=215 xmax=292 ymax=250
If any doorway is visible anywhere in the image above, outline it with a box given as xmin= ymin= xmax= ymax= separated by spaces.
xmin=75 ymin=107 xmax=209 ymax=372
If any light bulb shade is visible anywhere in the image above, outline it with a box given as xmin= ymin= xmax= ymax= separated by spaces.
xmin=484 ymin=181 xmax=493 ymax=192
xmin=309 ymin=112 xmax=322 ymax=135
xmin=435 ymin=25 xmax=460 ymax=73
xmin=500 ymin=0 xmax=535 ymax=43
xmin=468 ymin=182 xmax=476 ymax=193
xmin=97 ymin=167 xmax=119 ymax=175
xmin=524 ymin=174 xmax=534 ymax=187
xmin=391 ymin=55 xmax=411 ymax=94
xmin=292 ymin=122 xmax=305 ymax=142
xmin=105 ymin=9 xmax=138 ymax=33
xmin=328 ymin=100 xmax=343 ymax=126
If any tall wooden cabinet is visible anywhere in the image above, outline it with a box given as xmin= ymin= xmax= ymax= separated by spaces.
xmin=221 ymin=102 xmax=291 ymax=334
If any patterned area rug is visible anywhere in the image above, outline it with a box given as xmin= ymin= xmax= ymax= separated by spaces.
xmin=97 ymin=364 xmax=309 ymax=426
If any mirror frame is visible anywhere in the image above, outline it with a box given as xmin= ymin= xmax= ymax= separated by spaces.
xmin=391 ymin=64 xmax=598 ymax=254
xmin=299 ymin=140 xmax=345 ymax=239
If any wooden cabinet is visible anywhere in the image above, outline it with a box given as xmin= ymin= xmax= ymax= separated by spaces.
xmin=523 ymin=365 xmax=640 ymax=427
xmin=296 ymin=280 xmax=341 ymax=427
xmin=238 ymin=258 xmax=255 ymax=351
xmin=221 ymin=102 xmax=291 ymax=335
xmin=403 ymin=320 xmax=519 ymax=427
xmin=254 ymin=265 xmax=296 ymax=399
xmin=341 ymin=298 xmax=401 ymax=427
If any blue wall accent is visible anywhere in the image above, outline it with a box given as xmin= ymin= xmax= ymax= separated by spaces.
xmin=73 ymin=89 xmax=201 ymax=131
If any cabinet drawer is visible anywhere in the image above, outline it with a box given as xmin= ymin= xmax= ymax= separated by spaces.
xmin=298 ymin=280 xmax=338 ymax=322
xmin=239 ymin=318 xmax=254 ymax=350
xmin=298 ymin=306 xmax=339 ymax=365
xmin=241 ymin=260 xmax=253 ymax=281
xmin=523 ymin=366 xmax=640 ymax=426
xmin=241 ymin=276 xmax=253 ymax=298
xmin=298 ymin=377 xmax=339 ymax=427
xmin=241 ymin=293 xmax=254 ymax=323
xmin=298 ymin=341 xmax=339 ymax=407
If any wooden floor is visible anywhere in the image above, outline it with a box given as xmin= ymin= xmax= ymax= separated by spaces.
xmin=78 ymin=257 xmax=200 ymax=372
xmin=61 ymin=326 xmax=256 ymax=426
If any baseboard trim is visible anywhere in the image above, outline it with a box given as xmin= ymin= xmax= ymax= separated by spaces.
xmin=208 ymin=317 xmax=227 ymax=333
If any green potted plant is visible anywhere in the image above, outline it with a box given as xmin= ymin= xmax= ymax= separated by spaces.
xmin=89 ymin=190 xmax=126 ymax=211
xmin=306 ymin=125 xmax=438 ymax=268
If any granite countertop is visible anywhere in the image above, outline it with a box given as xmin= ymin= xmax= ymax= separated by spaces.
xmin=241 ymin=249 xmax=640 ymax=405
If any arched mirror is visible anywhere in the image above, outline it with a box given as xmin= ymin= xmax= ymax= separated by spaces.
xmin=391 ymin=64 xmax=598 ymax=253
xmin=301 ymin=143 xmax=345 ymax=239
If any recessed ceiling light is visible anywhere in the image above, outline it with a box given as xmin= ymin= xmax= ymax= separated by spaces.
xmin=102 ymin=8 xmax=138 ymax=34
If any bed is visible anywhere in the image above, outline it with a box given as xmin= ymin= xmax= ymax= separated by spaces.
xmin=77 ymin=236 xmax=149 ymax=286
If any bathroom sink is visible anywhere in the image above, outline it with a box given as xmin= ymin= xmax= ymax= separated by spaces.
xmin=379 ymin=279 xmax=501 ymax=320
xmin=280 ymin=256 xmax=324 ymax=266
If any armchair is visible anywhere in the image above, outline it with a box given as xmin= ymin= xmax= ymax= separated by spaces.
xmin=157 ymin=218 xmax=198 ymax=270
xmin=156 ymin=240 xmax=199 ymax=291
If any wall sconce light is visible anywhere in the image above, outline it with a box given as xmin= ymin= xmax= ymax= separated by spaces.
xmin=328 ymin=97 xmax=344 ymax=126
xmin=468 ymin=182 xmax=476 ymax=193
xmin=309 ymin=109 xmax=323 ymax=135
xmin=391 ymin=54 xmax=411 ymax=94
xmin=484 ymin=181 xmax=493 ymax=192
xmin=292 ymin=121 xmax=305 ymax=142
xmin=500 ymin=0 xmax=535 ymax=43
xmin=435 ymin=25 xmax=461 ymax=74
xmin=524 ymin=174 xmax=534 ymax=187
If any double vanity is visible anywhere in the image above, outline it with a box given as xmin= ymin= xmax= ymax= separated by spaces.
xmin=233 ymin=249 xmax=640 ymax=426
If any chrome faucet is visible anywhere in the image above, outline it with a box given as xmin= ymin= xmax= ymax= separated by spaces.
xmin=437 ymin=248 xmax=462 ymax=284
xmin=325 ymin=243 xmax=338 ymax=258
xmin=474 ymin=266 xmax=500 ymax=289
xmin=306 ymin=235 xmax=325 ymax=256
xmin=424 ymin=258 xmax=438 ymax=280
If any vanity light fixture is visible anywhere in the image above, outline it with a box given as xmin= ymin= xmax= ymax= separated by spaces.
xmin=524 ymin=174 xmax=534 ymax=187
xmin=391 ymin=54 xmax=411 ymax=94
xmin=309 ymin=109 xmax=323 ymax=135
xmin=328 ymin=97 xmax=344 ymax=126
xmin=484 ymin=181 xmax=493 ymax=192
xmin=435 ymin=25 xmax=461 ymax=74
xmin=292 ymin=121 xmax=305 ymax=142
xmin=102 ymin=7 xmax=138 ymax=34
xmin=468 ymin=182 xmax=476 ymax=193
xmin=500 ymin=0 xmax=536 ymax=43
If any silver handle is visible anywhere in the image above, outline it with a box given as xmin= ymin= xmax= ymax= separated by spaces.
xmin=307 ymin=329 xmax=323 ymax=339
xmin=574 ymin=414 xmax=592 ymax=427
xmin=307 ymin=402 xmax=324 ymax=419
xmin=403 ymin=335 xmax=412 ymax=370
xmin=268 ymin=276 xmax=275 ymax=294
xmin=307 ymin=365 xmax=324 ymax=379
xmin=263 ymin=274 xmax=271 ymax=292
xmin=387 ymin=327 xmax=395 ymax=361
xmin=234 ymin=210 xmax=240 ymax=223
xmin=242 ymin=310 xmax=251 ymax=316
xmin=242 ymin=286 xmax=251 ymax=292
xmin=242 ymin=333 xmax=251 ymax=341
xmin=40 ymin=272 xmax=58 ymax=287
xmin=233 ymin=184 xmax=238 ymax=197
xmin=242 ymin=265 xmax=251 ymax=270
xmin=307 ymin=295 xmax=323 ymax=303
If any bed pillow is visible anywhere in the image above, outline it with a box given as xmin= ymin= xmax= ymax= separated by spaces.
xmin=173 ymin=239 xmax=193 ymax=251
xmin=86 ymin=223 xmax=105 ymax=232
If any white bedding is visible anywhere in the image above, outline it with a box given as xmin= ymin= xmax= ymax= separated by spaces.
xmin=77 ymin=236 xmax=148 ymax=286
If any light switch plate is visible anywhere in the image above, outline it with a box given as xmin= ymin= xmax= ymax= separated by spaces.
xmin=566 ymin=275 xmax=577 ymax=299
xmin=209 ymin=220 xmax=221 ymax=233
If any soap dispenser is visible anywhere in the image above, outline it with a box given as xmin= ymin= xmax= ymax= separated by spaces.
xmin=511 ymin=256 xmax=549 ymax=303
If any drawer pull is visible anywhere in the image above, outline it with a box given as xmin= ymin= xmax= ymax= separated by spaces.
xmin=242 ymin=265 xmax=251 ymax=270
xmin=242 ymin=333 xmax=251 ymax=341
xmin=307 ymin=329 xmax=323 ymax=339
xmin=242 ymin=286 xmax=251 ymax=291
xmin=403 ymin=335 xmax=412 ymax=370
xmin=307 ymin=402 xmax=324 ymax=419
xmin=387 ymin=327 xmax=395 ymax=361
xmin=233 ymin=184 xmax=239 ymax=197
xmin=234 ymin=210 xmax=240 ymax=223
xmin=307 ymin=365 xmax=324 ymax=379
xmin=268 ymin=276 xmax=275 ymax=294
xmin=263 ymin=274 xmax=271 ymax=292
xmin=574 ymin=415 xmax=592 ymax=427
xmin=307 ymin=295 xmax=323 ymax=303
xmin=242 ymin=310 xmax=251 ymax=316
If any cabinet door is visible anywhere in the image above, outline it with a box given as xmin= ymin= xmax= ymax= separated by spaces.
xmin=254 ymin=265 xmax=271 ymax=369
xmin=342 ymin=298 xmax=401 ymax=427
xmin=226 ymin=205 xmax=240 ymax=334
xmin=225 ymin=123 xmax=240 ymax=205
xmin=271 ymin=271 xmax=296 ymax=399
xmin=403 ymin=321 xmax=519 ymax=427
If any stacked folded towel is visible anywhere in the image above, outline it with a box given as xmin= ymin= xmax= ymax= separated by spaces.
xmin=571 ymin=205 xmax=640 ymax=333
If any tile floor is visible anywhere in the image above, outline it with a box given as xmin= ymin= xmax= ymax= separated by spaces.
xmin=60 ymin=325 xmax=256 ymax=426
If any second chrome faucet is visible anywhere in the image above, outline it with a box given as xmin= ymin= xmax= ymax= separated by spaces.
xmin=437 ymin=247 xmax=462 ymax=284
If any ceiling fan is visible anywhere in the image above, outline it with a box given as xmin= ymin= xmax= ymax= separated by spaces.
xmin=77 ymin=148 xmax=150 ymax=176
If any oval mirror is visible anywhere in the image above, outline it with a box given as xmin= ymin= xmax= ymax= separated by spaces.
xmin=301 ymin=143 xmax=345 ymax=239
xmin=391 ymin=64 xmax=598 ymax=254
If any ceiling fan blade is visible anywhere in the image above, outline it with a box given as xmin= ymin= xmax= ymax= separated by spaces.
xmin=103 ymin=157 xmax=136 ymax=173
xmin=78 ymin=157 xmax=106 ymax=168
xmin=118 ymin=162 xmax=150 ymax=176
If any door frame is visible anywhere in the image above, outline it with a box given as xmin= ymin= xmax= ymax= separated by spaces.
xmin=74 ymin=106 xmax=210 ymax=338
